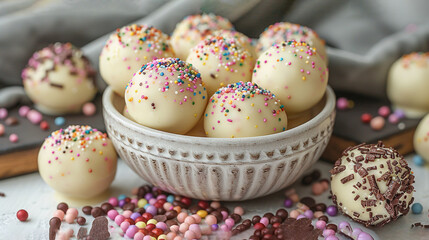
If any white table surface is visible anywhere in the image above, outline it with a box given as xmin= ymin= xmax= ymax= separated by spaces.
xmin=1 ymin=155 xmax=428 ymax=240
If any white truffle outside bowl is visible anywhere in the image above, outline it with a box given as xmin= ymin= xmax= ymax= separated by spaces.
xmin=103 ymin=86 xmax=336 ymax=201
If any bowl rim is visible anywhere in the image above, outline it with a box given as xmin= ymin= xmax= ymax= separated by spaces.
xmin=103 ymin=85 xmax=336 ymax=146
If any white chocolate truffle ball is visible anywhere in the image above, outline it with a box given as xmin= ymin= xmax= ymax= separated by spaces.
xmin=253 ymin=41 xmax=328 ymax=115
xmin=99 ymin=24 xmax=175 ymax=97
xmin=387 ymin=52 xmax=429 ymax=118
xmin=256 ymin=22 xmax=327 ymax=63
xmin=413 ymin=114 xmax=429 ymax=162
xmin=125 ymin=58 xmax=208 ymax=134
xmin=171 ymin=13 xmax=234 ymax=60
xmin=187 ymin=36 xmax=254 ymax=97
xmin=38 ymin=125 xmax=117 ymax=199
xmin=210 ymin=29 xmax=257 ymax=61
xmin=204 ymin=81 xmax=287 ymax=138
xmin=330 ymin=142 xmax=414 ymax=227
xmin=22 ymin=43 xmax=97 ymax=115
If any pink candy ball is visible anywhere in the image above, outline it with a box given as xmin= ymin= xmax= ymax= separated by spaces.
xmin=233 ymin=206 xmax=244 ymax=216
xmin=115 ymin=215 xmax=126 ymax=225
xmin=336 ymin=97 xmax=348 ymax=110
xmin=205 ymin=215 xmax=217 ymax=225
xmin=82 ymin=102 xmax=96 ymax=116
xmin=179 ymin=223 xmax=189 ymax=233
xmin=189 ymin=224 xmax=201 ymax=234
xmin=27 ymin=110 xmax=42 ymax=124
xmin=184 ymin=230 xmax=196 ymax=239
xmin=370 ymin=116 xmax=385 ymax=131
xmin=210 ymin=201 xmax=221 ymax=209
xmin=316 ymin=220 xmax=326 ymax=229
xmin=120 ymin=221 xmax=130 ymax=232
xmin=220 ymin=211 xmax=228 ymax=220
xmin=125 ymin=225 xmax=138 ymax=238
xmin=225 ymin=218 xmax=235 ymax=228
xmin=19 ymin=106 xmax=30 ymax=117
xmin=66 ymin=208 xmax=78 ymax=218
xmin=53 ymin=210 xmax=65 ymax=221
xmin=156 ymin=222 xmax=168 ymax=231
xmin=166 ymin=232 xmax=177 ymax=240
xmin=220 ymin=224 xmax=230 ymax=231
xmin=323 ymin=229 xmax=336 ymax=237
xmin=260 ymin=217 xmax=269 ymax=226
xmin=122 ymin=210 xmax=133 ymax=218
xmin=143 ymin=236 xmax=152 ymax=240
xmin=191 ymin=214 xmax=201 ymax=224
xmin=312 ymin=182 xmax=324 ymax=195
xmin=378 ymin=106 xmax=390 ymax=118
xmin=108 ymin=197 xmax=118 ymax=207
xmin=9 ymin=133 xmax=18 ymax=143
xmin=314 ymin=211 xmax=324 ymax=219
xmin=177 ymin=212 xmax=188 ymax=223
xmin=388 ymin=114 xmax=399 ymax=124
xmin=107 ymin=209 xmax=118 ymax=220
xmin=0 ymin=108 xmax=8 ymax=119
xmin=170 ymin=225 xmax=179 ymax=233
xmin=289 ymin=210 xmax=300 ymax=218
xmin=163 ymin=202 xmax=173 ymax=211
xmin=134 ymin=232 xmax=144 ymax=240
xmin=173 ymin=236 xmax=183 ymax=240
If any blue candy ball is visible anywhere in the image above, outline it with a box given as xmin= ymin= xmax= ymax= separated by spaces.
xmin=412 ymin=203 xmax=423 ymax=214
xmin=54 ymin=116 xmax=66 ymax=126
xmin=413 ymin=155 xmax=425 ymax=167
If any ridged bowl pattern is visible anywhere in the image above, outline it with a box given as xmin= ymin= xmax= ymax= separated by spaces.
xmin=103 ymin=86 xmax=336 ymax=201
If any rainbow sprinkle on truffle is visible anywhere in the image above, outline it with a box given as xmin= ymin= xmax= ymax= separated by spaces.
xmin=173 ymin=13 xmax=234 ymax=40
xmin=204 ymin=81 xmax=287 ymax=138
xmin=399 ymin=52 xmax=429 ymax=68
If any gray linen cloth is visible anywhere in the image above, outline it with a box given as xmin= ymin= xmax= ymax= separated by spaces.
xmin=0 ymin=0 xmax=428 ymax=107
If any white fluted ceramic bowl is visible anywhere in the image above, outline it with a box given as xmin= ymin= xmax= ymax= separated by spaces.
xmin=103 ymin=86 xmax=336 ymax=201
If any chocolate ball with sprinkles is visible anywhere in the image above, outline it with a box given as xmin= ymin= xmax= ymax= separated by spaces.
xmin=256 ymin=22 xmax=327 ymax=63
xmin=252 ymin=40 xmax=328 ymax=115
xmin=38 ymin=125 xmax=117 ymax=199
xmin=125 ymin=58 xmax=208 ymax=134
xmin=99 ymin=24 xmax=174 ymax=97
xmin=171 ymin=13 xmax=234 ymax=61
xmin=186 ymin=35 xmax=254 ymax=97
xmin=22 ymin=42 xmax=97 ymax=115
xmin=204 ymin=81 xmax=287 ymax=138
xmin=330 ymin=142 xmax=415 ymax=227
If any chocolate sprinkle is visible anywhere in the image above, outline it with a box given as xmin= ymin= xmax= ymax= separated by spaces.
xmin=341 ymin=174 xmax=354 ymax=184
xmin=0 ymin=192 xmax=5 ymax=197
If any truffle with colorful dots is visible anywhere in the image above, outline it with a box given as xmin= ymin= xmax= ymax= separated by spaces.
xmin=125 ymin=58 xmax=208 ymax=134
xmin=99 ymin=24 xmax=175 ymax=97
xmin=187 ymin=36 xmax=254 ymax=97
xmin=204 ymin=81 xmax=287 ymax=138
xmin=413 ymin=113 xmax=429 ymax=163
xmin=38 ymin=125 xmax=117 ymax=198
xmin=387 ymin=52 xmax=429 ymax=118
xmin=256 ymin=22 xmax=327 ymax=63
xmin=171 ymin=13 xmax=234 ymax=61
xmin=22 ymin=43 xmax=97 ymax=115
xmin=252 ymin=40 xmax=328 ymax=115
xmin=209 ymin=29 xmax=257 ymax=62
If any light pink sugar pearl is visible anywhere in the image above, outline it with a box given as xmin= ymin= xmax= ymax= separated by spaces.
xmin=320 ymin=181 xmax=329 ymax=190
xmin=323 ymin=229 xmax=336 ymax=237
xmin=122 ymin=210 xmax=133 ymax=218
xmin=312 ymin=182 xmax=324 ymax=195
xmin=27 ymin=109 xmax=42 ymax=124
xmin=0 ymin=108 xmax=8 ymax=119
xmin=134 ymin=232 xmax=144 ymax=240
xmin=326 ymin=236 xmax=339 ymax=240
xmin=9 ymin=133 xmax=18 ymax=143
xmin=65 ymin=208 xmax=78 ymax=223
xmin=120 ymin=221 xmax=130 ymax=232
xmin=170 ymin=225 xmax=179 ymax=233
xmin=290 ymin=193 xmax=299 ymax=203
xmin=108 ymin=197 xmax=119 ymax=207
xmin=191 ymin=214 xmax=201 ymax=223
xmin=205 ymin=215 xmax=217 ymax=225
xmin=179 ymin=223 xmax=190 ymax=233
xmin=149 ymin=198 xmax=156 ymax=205
xmin=220 ymin=211 xmax=228 ymax=220
xmin=166 ymin=232 xmax=177 ymax=239
xmin=378 ymin=106 xmax=390 ymax=118
xmin=156 ymin=222 xmax=168 ymax=231
xmin=131 ymin=198 xmax=138 ymax=205
xmin=143 ymin=236 xmax=152 ymax=240
xmin=260 ymin=217 xmax=269 ymax=226
xmin=173 ymin=236 xmax=183 ymax=240
xmin=210 ymin=201 xmax=221 ymax=209
xmin=107 ymin=209 xmax=119 ymax=220
xmin=189 ymin=224 xmax=202 ymax=238
xmin=316 ymin=220 xmax=326 ymax=229
xmin=19 ymin=106 xmax=30 ymax=117
xmin=184 ymin=230 xmax=196 ymax=239
xmin=289 ymin=210 xmax=300 ymax=218
xmin=200 ymin=224 xmax=212 ymax=235
xmin=177 ymin=212 xmax=188 ymax=223
xmin=220 ymin=224 xmax=230 ymax=231
xmin=82 ymin=102 xmax=96 ymax=116
xmin=370 ymin=116 xmax=385 ymax=130
xmin=225 ymin=218 xmax=235 ymax=228
xmin=115 ymin=215 xmax=126 ymax=225
xmin=233 ymin=206 xmax=244 ymax=216
xmin=53 ymin=210 xmax=65 ymax=220
xmin=163 ymin=202 xmax=173 ymax=211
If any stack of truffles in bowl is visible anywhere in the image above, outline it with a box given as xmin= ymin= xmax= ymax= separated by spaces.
xmin=101 ymin=14 xmax=336 ymax=200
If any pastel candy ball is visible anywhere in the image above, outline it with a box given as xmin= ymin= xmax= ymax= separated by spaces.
xmin=186 ymin=36 xmax=254 ymax=97
xmin=204 ymin=81 xmax=287 ymax=138
xmin=38 ymin=125 xmax=117 ymax=198
xmin=252 ymin=40 xmax=328 ymax=115
xmin=387 ymin=52 xmax=429 ymax=118
xmin=413 ymin=114 xmax=429 ymax=163
xmin=256 ymin=22 xmax=327 ymax=63
xmin=330 ymin=142 xmax=415 ymax=227
xmin=171 ymin=13 xmax=234 ymax=61
xmin=100 ymin=24 xmax=175 ymax=97
xmin=125 ymin=58 xmax=208 ymax=134
xmin=22 ymin=43 xmax=97 ymax=115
